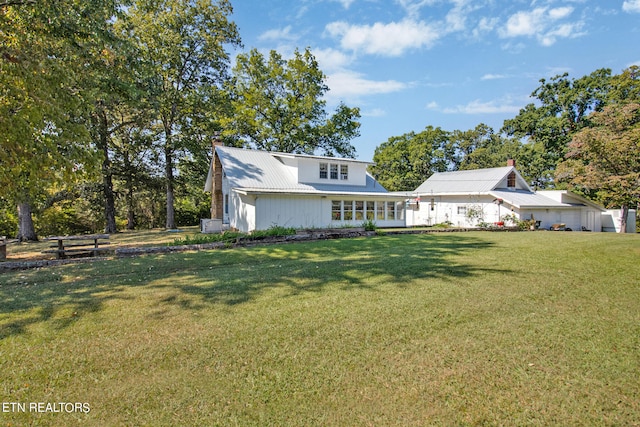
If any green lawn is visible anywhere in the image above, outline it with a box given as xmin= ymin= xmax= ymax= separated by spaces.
xmin=1 ymin=232 xmax=639 ymax=426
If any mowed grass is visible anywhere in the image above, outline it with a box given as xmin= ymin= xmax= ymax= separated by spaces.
xmin=0 ymin=232 xmax=638 ymax=426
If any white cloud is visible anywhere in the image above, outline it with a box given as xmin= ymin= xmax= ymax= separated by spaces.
xmin=331 ymin=0 xmax=357 ymax=8
xmin=313 ymin=48 xmax=354 ymax=72
xmin=258 ymin=26 xmax=297 ymax=42
xmin=396 ymin=0 xmax=440 ymax=18
xmin=442 ymin=99 xmax=523 ymax=115
xmin=362 ymin=108 xmax=387 ymax=117
xmin=472 ymin=16 xmax=499 ymax=39
xmin=325 ymin=19 xmax=441 ymax=56
xmin=481 ymin=73 xmax=508 ymax=80
xmin=499 ymin=6 xmax=584 ymax=46
xmin=501 ymin=8 xmax=548 ymax=37
xmin=425 ymin=101 xmax=439 ymax=109
xmin=623 ymin=0 xmax=640 ymax=13
xmin=325 ymin=70 xmax=408 ymax=101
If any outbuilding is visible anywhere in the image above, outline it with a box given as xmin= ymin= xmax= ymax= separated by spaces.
xmin=408 ymin=163 xmax=607 ymax=231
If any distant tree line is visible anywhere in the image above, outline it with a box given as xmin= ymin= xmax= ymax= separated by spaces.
xmin=1 ymin=0 xmax=360 ymax=240
xmin=370 ymin=67 xmax=639 ymax=232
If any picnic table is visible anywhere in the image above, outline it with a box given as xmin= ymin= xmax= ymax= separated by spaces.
xmin=43 ymin=234 xmax=111 ymax=259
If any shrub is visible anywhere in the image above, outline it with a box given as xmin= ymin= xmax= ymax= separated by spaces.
xmin=362 ymin=220 xmax=377 ymax=231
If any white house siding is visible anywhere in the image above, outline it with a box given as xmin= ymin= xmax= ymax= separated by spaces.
xmin=229 ymin=192 xmax=256 ymax=232
xmin=252 ymin=195 xmax=406 ymax=231
xmin=407 ymin=195 xmax=505 ymax=227
xmin=255 ymin=195 xmax=326 ymax=231
xmin=296 ymin=157 xmax=368 ymax=186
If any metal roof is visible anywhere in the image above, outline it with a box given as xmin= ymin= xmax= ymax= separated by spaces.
xmin=212 ymin=146 xmax=390 ymax=196
xmin=489 ymin=190 xmax=572 ymax=209
xmin=415 ymin=166 xmax=531 ymax=194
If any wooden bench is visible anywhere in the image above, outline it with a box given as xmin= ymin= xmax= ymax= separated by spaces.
xmin=43 ymin=234 xmax=111 ymax=259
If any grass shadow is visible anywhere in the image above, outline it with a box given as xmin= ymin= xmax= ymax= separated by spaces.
xmin=0 ymin=234 xmax=510 ymax=337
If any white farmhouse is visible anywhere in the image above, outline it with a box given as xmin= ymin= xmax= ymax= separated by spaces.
xmin=408 ymin=162 xmax=608 ymax=231
xmin=204 ymin=145 xmax=407 ymax=232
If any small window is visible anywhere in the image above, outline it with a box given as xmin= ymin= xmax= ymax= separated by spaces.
xmin=344 ymin=200 xmax=353 ymax=220
xmin=330 ymin=164 xmax=338 ymax=180
xmin=319 ymin=163 xmax=328 ymax=179
xmin=376 ymin=202 xmax=385 ymax=221
xmin=457 ymin=206 xmax=467 ymax=215
xmin=332 ymin=200 xmax=342 ymax=221
xmin=366 ymin=201 xmax=375 ymax=220
xmin=507 ymin=171 xmax=516 ymax=188
xmin=396 ymin=201 xmax=405 ymax=220
xmin=355 ymin=201 xmax=364 ymax=220
xmin=386 ymin=201 xmax=395 ymax=220
xmin=224 ymin=194 xmax=229 ymax=215
xmin=340 ymin=164 xmax=348 ymax=180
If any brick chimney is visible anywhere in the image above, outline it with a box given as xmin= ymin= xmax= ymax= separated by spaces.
xmin=507 ymin=159 xmax=516 ymax=167
xmin=211 ymin=132 xmax=224 ymax=219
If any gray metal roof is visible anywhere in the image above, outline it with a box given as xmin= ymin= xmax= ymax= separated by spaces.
xmin=490 ymin=190 xmax=572 ymax=209
xmin=213 ymin=146 xmax=390 ymax=196
xmin=414 ymin=166 xmax=531 ymax=194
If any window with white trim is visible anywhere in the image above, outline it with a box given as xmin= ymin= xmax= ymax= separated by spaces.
xmin=330 ymin=164 xmax=338 ymax=180
xmin=340 ymin=164 xmax=348 ymax=180
xmin=319 ymin=163 xmax=328 ymax=179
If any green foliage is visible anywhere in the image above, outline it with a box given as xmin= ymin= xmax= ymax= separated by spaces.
xmin=370 ymin=126 xmax=453 ymax=191
xmin=250 ymin=226 xmax=297 ymax=239
xmin=362 ymin=220 xmax=377 ymax=231
xmin=0 ymin=201 xmax=17 ymax=237
xmin=172 ymin=226 xmax=296 ymax=246
xmin=224 ymin=47 xmax=360 ymax=157
xmin=35 ymin=203 xmax=101 ymax=237
xmin=501 ymin=68 xmax=613 ymax=188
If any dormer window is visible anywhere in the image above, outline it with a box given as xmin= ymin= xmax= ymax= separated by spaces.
xmin=340 ymin=165 xmax=348 ymax=180
xmin=330 ymin=164 xmax=338 ymax=180
xmin=319 ymin=163 xmax=328 ymax=179
xmin=319 ymin=162 xmax=350 ymax=181
xmin=507 ymin=171 xmax=516 ymax=188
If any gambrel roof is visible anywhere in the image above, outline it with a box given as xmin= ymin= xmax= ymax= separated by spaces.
xmin=205 ymin=146 xmax=394 ymax=197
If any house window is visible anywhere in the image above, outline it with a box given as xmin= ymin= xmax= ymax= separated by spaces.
xmin=366 ymin=201 xmax=375 ymax=220
xmin=224 ymin=194 xmax=229 ymax=215
xmin=386 ymin=201 xmax=395 ymax=220
xmin=507 ymin=171 xmax=516 ymax=188
xmin=457 ymin=206 xmax=467 ymax=215
xmin=332 ymin=200 xmax=342 ymax=220
xmin=340 ymin=164 xmax=348 ymax=180
xmin=343 ymin=200 xmax=353 ymax=220
xmin=320 ymin=163 xmax=328 ymax=179
xmin=376 ymin=202 xmax=385 ymax=221
xmin=396 ymin=201 xmax=405 ymax=220
xmin=330 ymin=164 xmax=338 ymax=180
xmin=355 ymin=201 xmax=364 ymax=220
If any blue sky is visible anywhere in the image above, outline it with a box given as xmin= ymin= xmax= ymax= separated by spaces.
xmin=230 ymin=0 xmax=640 ymax=160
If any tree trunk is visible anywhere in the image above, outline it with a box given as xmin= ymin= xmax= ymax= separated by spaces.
xmin=618 ymin=205 xmax=629 ymax=234
xmin=98 ymin=109 xmax=118 ymax=234
xmin=165 ymin=145 xmax=176 ymax=229
xmin=17 ymin=201 xmax=38 ymax=241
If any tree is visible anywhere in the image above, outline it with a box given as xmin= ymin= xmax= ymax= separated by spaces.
xmin=128 ymin=0 xmax=240 ymax=229
xmin=224 ymin=48 xmax=360 ymax=157
xmin=557 ymin=104 xmax=639 ymax=233
xmin=502 ymin=69 xmax=612 ymax=188
xmin=370 ymin=126 xmax=452 ymax=191
xmin=1 ymin=0 xmax=123 ymax=240
xmin=451 ymin=123 xmax=522 ymax=171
